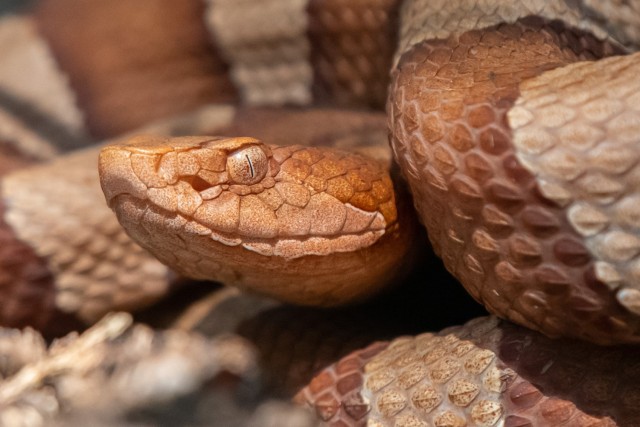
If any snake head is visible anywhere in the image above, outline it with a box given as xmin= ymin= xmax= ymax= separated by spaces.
xmin=99 ymin=134 xmax=396 ymax=252
xmin=99 ymin=134 xmax=415 ymax=306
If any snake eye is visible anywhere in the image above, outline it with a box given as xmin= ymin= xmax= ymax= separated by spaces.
xmin=227 ymin=145 xmax=268 ymax=185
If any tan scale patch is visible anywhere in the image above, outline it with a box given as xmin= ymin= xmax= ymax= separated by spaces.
xmin=509 ymin=52 xmax=640 ymax=316
xmin=581 ymin=0 xmax=640 ymax=49
xmin=204 ymin=0 xmax=312 ymax=105
xmin=396 ymin=0 xmax=624 ymax=66
xmin=298 ymin=316 xmax=638 ymax=426
xmin=360 ymin=323 xmax=509 ymax=426
xmin=0 ymin=147 xmax=84 ymax=335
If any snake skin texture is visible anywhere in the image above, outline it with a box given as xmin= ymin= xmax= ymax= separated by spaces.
xmin=296 ymin=316 xmax=640 ymax=426
xmin=388 ymin=15 xmax=640 ymax=344
xmin=0 ymin=201 xmax=82 ymax=337
xmin=204 ymin=0 xmax=400 ymax=108
xmin=581 ymin=0 xmax=640 ymax=49
xmin=1 ymin=1 xmax=640 ymax=424
xmin=307 ymin=0 xmax=401 ymax=108
xmin=34 ymin=0 xmax=238 ymax=138
xmin=1 ymin=147 xmax=175 ymax=330
xmin=205 ymin=0 xmax=312 ymax=106
xmin=509 ymin=53 xmax=640 ymax=318
xmin=0 ymin=144 xmax=82 ymax=335
xmin=395 ymin=0 xmax=625 ymax=65
xmin=76 ymin=0 xmax=640 ymax=344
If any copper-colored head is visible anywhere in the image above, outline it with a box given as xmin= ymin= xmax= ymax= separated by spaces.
xmin=99 ymin=135 xmax=417 ymax=306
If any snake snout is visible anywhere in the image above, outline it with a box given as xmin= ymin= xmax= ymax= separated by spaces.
xmin=98 ymin=145 xmax=148 ymax=207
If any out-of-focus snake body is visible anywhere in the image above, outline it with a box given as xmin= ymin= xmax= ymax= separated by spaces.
xmin=1 ymin=0 xmax=640 ymax=425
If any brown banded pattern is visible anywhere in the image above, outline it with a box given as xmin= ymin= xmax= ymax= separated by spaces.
xmin=0 ymin=143 xmax=83 ymax=336
xmin=509 ymin=53 xmax=640 ymax=319
xmin=204 ymin=0 xmax=400 ymax=109
xmin=1 ymin=146 xmax=175 ymax=333
xmin=388 ymin=14 xmax=638 ymax=343
xmin=34 ymin=0 xmax=238 ymax=138
xmin=297 ymin=316 xmax=640 ymax=426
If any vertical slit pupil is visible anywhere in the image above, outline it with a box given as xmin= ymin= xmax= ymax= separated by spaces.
xmin=246 ymin=155 xmax=255 ymax=178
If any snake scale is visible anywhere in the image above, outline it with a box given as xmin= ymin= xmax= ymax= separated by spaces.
xmin=1 ymin=0 xmax=640 ymax=425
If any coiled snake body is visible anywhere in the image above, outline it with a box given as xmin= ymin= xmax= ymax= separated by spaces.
xmin=1 ymin=0 xmax=640 ymax=425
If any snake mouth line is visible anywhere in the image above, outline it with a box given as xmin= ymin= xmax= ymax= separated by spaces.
xmin=115 ymin=193 xmax=390 ymax=260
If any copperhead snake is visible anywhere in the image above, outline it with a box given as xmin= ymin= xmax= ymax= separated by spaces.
xmin=1 ymin=0 xmax=640 ymax=425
